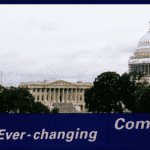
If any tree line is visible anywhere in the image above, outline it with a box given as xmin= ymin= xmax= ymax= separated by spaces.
xmin=1 ymin=70 xmax=149 ymax=114
xmin=0 ymin=86 xmax=59 ymax=114
xmin=85 ymin=71 xmax=150 ymax=113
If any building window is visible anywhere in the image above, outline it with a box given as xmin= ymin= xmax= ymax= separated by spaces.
xmin=80 ymin=96 xmax=82 ymax=100
xmin=47 ymin=95 xmax=48 ymax=101
xmin=142 ymin=66 xmax=144 ymax=73
xmin=146 ymin=66 xmax=148 ymax=75
xmin=37 ymin=96 xmax=39 ymax=100
xmin=80 ymin=89 xmax=82 ymax=92
xmin=138 ymin=65 xmax=140 ymax=71
xmin=47 ymin=88 xmax=50 ymax=92
xmin=42 ymin=96 xmax=44 ymax=100
xmin=33 ymin=88 xmax=36 ymax=92
xmin=42 ymin=88 xmax=45 ymax=92
xmin=136 ymin=66 xmax=139 ymax=72
xmin=135 ymin=66 xmax=137 ymax=71
xmin=132 ymin=66 xmax=134 ymax=71
xmin=37 ymin=88 xmax=40 ymax=92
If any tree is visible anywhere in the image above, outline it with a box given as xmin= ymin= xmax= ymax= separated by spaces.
xmin=50 ymin=107 xmax=59 ymax=114
xmin=0 ymin=86 xmax=53 ymax=114
xmin=31 ymin=102 xmax=51 ymax=114
xmin=85 ymin=70 xmax=147 ymax=113
xmin=119 ymin=71 xmax=147 ymax=113
xmin=84 ymin=86 xmax=96 ymax=112
xmin=0 ymin=86 xmax=10 ymax=113
xmin=118 ymin=72 xmax=136 ymax=112
xmin=134 ymin=85 xmax=150 ymax=113
xmin=85 ymin=71 xmax=122 ymax=113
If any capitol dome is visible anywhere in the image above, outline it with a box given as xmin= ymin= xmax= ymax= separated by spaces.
xmin=138 ymin=22 xmax=150 ymax=48
xmin=128 ymin=22 xmax=150 ymax=83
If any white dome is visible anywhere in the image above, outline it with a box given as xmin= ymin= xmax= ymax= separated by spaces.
xmin=138 ymin=30 xmax=150 ymax=48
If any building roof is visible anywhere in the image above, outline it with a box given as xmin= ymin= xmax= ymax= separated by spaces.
xmin=129 ymin=22 xmax=150 ymax=64
xmin=138 ymin=22 xmax=150 ymax=48
xmin=19 ymin=80 xmax=93 ymax=88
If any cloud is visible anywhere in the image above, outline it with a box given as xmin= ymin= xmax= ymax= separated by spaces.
xmin=0 ymin=5 xmax=150 ymax=86
xmin=7 ymin=73 xmax=26 ymax=81
xmin=60 ymin=78 xmax=78 ymax=82
xmin=23 ymin=17 xmax=58 ymax=32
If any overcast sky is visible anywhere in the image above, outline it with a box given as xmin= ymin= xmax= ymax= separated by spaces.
xmin=0 ymin=5 xmax=150 ymax=86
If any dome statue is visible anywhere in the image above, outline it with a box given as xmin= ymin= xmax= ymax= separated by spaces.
xmin=138 ymin=25 xmax=150 ymax=48
xmin=128 ymin=22 xmax=150 ymax=84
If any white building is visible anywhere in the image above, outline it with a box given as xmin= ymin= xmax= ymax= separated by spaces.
xmin=128 ymin=22 xmax=150 ymax=83
xmin=19 ymin=80 xmax=93 ymax=112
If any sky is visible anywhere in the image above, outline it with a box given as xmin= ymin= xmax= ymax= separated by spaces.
xmin=0 ymin=5 xmax=150 ymax=87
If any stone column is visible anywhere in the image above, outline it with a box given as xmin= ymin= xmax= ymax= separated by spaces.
xmin=62 ymin=88 xmax=64 ymax=102
xmin=48 ymin=88 xmax=51 ymax=108
xmin=50 ymin=88 xmax=51 ymax=105
xmin=67 ymin=89 xmax=68 ymax=102
xmin=68 ymin=89 xmax=70 ymax=103
xmin=58 ymin=88 xmax=60 ymax=102
xmin=35 ymin=88 xmax=37 ymax=101
xmin=77 ymin=89 xmax=80 ymax=105
xmin=48 ymin=88 xmax=51 ymax=101
xmin=82 ymin=89 xmax=85 ymax=105
xmin=75 ymin=88 xmax=77 ymax=104
xmin=148 ymin=65 xmax=149 ymax=75
xmin=67 ymin=89 xmax=70 ymax=103
xmin=39 ymin=88 xmax=42 ymax=101
xmin=71 ymin=89 xmax=74 ymax=103
xmin=44 ymin=88 xmax=47 ymax=102
xmin=54 ymin=88 xmax=56 ymax=103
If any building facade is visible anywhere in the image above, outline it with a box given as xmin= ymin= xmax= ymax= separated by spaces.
xmin=128 ymin=22 xmax=150 ymax=83
xmin=19 ymin=80 xmax=93 ymax=112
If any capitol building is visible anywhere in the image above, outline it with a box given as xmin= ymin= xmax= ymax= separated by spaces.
xmin=19 ymin=23 xmax=150 ymax=113
xmin=19 ymin=80 xmax=93 ymax=112
xmin=128 ymin=22 xmax=150 ymax=83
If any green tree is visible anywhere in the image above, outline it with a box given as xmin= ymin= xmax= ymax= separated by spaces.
xmin=85 ymin=70 xmax=147 ymax=113
xmin=119 ymin=71 xmax=147 ymax=113
xmin=31 ymin=101 xmax=51 ymax=114
xmin=50 ymin=107 xmax=59 ymax=114
xmin=0 ymin=86 xmax=10 ymax=113
xmin=84 ymin=86 xmax=96 ymax=112
xmin=0 ymin=86 xmax=54 ymax=114
xmin=134 ymin=85 xmax=150 ymax=113
xmin=85 ymin=71 xmax=122 ymax=113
